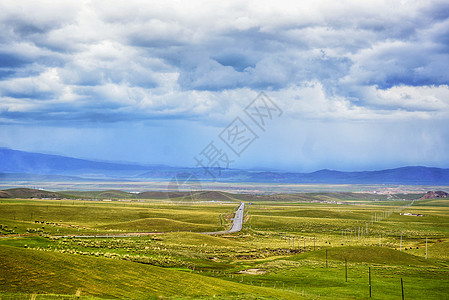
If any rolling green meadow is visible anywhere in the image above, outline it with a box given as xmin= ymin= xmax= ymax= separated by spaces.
xmin=0 ymin=189 xmax=448 ymax=299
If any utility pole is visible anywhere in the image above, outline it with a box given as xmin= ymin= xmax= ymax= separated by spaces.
xmin=369 ymin=267 xmax=372 ymax=298
xmin=326 ymin=249 xmax=328 ymax=268
xmin=425 ymin=237 xmax=428 ymax=259
xmin=345 ymin=258 xmax=347 ymax=282
xmin=401 ymin=278 xmax=404 ymax=300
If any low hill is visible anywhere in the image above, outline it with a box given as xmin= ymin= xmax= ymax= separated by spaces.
xmin=0 ymin=188 xmax=69 ymax=199
xmin=138 ymin=191 xmax=175 ymax=199
xmin=194 ymin=191 xmax=236 ymax=201
xmin=61 ymin=190 xmax=137 ymax=199
xmin=0 ymin=188 xmax=415 ymax=202
xmin=0 ymin=245 xmax=296 ymax=299
xmin=420 ymin=190 xmax=449 ymax=199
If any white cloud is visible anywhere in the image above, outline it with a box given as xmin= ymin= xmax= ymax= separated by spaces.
xmin=1 ymin=0 xmax=449 ymax=170
xmin=0 ymin=0 xmax=448 ymax=125
xmin=365 ymin=85 xmax=449 ymax=112
xmin=0 ymin=68 xmax=63 ymax=100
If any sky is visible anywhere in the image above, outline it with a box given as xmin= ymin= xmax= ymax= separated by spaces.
xmin=0 ymin=0 xmax=449 ymax=172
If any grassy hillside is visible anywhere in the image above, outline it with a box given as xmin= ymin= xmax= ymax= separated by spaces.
xmin=1 ymin=191 xmax=448 ymax=299
xmin=0 ymin=245 xmax=297 ymax=299
xmin=62 ymin=190 xmax=137 ymax=199
xmin=291 ymin=246 xmax=431 ymax=266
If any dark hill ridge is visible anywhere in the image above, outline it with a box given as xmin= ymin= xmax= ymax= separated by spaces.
xmin=0 ymin=188 xmax=406 ymax=202
xmin=195 ymin=191 xmax=234 ymax=201
xmin=1 ymin=148 xmax=449 ymax=184
xmin=420 ymin=191 xmax=449 ymax=199
xmin=0 ymin=188 xmax=68 ymax=199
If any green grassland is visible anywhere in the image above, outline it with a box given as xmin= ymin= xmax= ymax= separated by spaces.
xmin=0 ymin=190 xmax=448 ymax=299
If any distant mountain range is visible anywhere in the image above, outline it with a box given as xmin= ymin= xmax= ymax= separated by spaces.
xmin=1 ymin=148 xmax=449 ymax=185
xmin=0 ymin=148 xmax=154 ymax=177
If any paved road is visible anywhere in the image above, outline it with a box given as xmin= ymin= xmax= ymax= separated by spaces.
xmin=227 ymin=202 xmax=245 ymax=233
xmin=202 ymin=202 xmax=245 ymax=235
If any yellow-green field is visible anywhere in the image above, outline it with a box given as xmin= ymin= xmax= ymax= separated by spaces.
xmin=0 ymin=190 xmax=448 ymax=299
